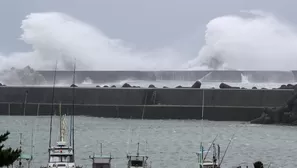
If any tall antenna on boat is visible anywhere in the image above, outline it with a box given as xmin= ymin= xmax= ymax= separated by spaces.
xmin=71 ymin=58 xmax=77 ymax=160
xmin=59 ymin=102 xmax=62 ymax=141
xmin=201 ymin=89 xmax=205 ymax=140
xmin=28 ymin=108 xmax=38 ymax=168
xmin=203 ymin=134 xmax=218 ymax=161
xmin=201 ymin=90 xmax=205 ymax=142
xmin=126 ymin=116 xmax=132 ymax=155
xmin=68 ymin=108 xmax=71 ymax=146
xmin=100 ymin=143 xmax=103 ymax=157
xmin=48 ymin=60 xmax=58 ymax=162
xmin=23 ymin=90 xmax=28 ymax=116
xmin=141 ymin=91 xmax=148 ymax=120
xmin=19 ymin=133 xmax=23 ymax=167
xmin=145 ymin=140 xmax=148 ymax=157
xmin=30 ymin=117 xmax=35 ymax=166
xmin=198 ymin=89 xmax=205 ymax=167
xmin=218 ymin=133 xmax=235 ymax=167
xmin=217 ymin=144 xmax=220 ymax=162
xmin=136 ymin=142 xmax=140 ymax=156
xmin=136 ymin=91 xmax=150 ymax=156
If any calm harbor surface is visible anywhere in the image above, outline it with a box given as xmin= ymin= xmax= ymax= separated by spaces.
xmin=0 ymin=116 xmax=296 ymax=168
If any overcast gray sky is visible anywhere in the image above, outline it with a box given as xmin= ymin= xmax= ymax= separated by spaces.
xmin=0 ymin=0 xmax=296 ymax=54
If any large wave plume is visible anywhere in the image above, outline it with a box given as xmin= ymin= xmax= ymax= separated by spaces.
xmin=186 ymin=10 xmax=297 ymax=70
xmin=0 ymin=12 xmax=184 ymax=71
xmin=1 ymin=10 xmax=297 ymax=71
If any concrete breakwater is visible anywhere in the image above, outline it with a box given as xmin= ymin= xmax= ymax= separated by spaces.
xmin=0 ymin=86 xmax=294 ymax=121
xmin=37 ymin=70 xmax=297 ymax=84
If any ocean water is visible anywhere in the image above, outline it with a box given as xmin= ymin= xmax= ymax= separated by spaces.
xmin=0 ymin=116 xmax=296 ymax=168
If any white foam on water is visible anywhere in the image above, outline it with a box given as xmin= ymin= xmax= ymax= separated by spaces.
xmin=241 ymin=74 xmax=250 ymax=84
xmin=76 ymin=80 xmax=294 ymax=89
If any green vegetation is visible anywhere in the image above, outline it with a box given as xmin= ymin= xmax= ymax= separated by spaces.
xmin=0 ymin=131 xmax=22 ymax=167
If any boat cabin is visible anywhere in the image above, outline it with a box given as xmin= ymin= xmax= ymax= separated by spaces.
xmin=127 ymin=155 xmax=149 ymax=168
xmin=47 ymin=141 xmax=76 ymax=168
xmin=89 ymin=155 xmax=112 ymax=168
xmin=126 ymin=142 xmax=151 ymax=168
xmin=89 ymin=143 xmax=113 ymax=168
xmin=196 ymin=143 xmax=220 ymax=168
xmin=15 ymin=153 xmax=33 ymax=168
xmin=199 ymin=161 xmax=220 ymax=168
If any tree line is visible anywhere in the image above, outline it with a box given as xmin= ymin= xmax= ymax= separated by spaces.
xmin=0 ymin=131 xmax=22 ymax=167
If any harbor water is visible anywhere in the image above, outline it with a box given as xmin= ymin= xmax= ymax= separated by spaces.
xmin=0 ymin=116 xmax=296 ymax=168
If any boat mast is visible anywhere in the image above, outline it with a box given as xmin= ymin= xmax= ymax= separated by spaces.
xmin=18 ymin=133 xmax=23 ymax=167
xmin=217 ymin=144 xmax=220 ymax=162
xmin=23 ymin=90 xmax=28 ymax=116
xmin=218 ymin=134 xmax=235 ymax=167
xmin=49 ymin=60 xmax=58 ymax=162
xmin=136 ymin=142 xmax=140 ymax=156
xmin=126 ymin=117 xmax=132 ymax=155
xmin=199 ymin=89 xmax=205 ymax=166
xmin=71 ymin=58 xmax=76 ymax=160
xmin=201 ymin=89 xmax=204 ymax=139
xmin=203 ymin=134 xmax=218 ymax=161
xmin=59 ymin=103 xmax=67 ymax=142
xmin=69 ymin=111 xmax=72 ymax=146
xmin=59 ymin=102 xmax=62 ymax=141
xmin=29 ymin=118 xmax=35 ymax=168
xmin=100 ymin=143 xmax=103 ymax=157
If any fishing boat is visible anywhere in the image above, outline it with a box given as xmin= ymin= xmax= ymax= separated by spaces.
xmin=15 ymin=90 xmax=35 ymax=168
xmin=196 ymin=89 xmax=230 ymax=168
xmin=41 ymin=60 xmax=80 ymax=168
xmin=44 ymin=114 xmax=80 ymax=168
xmin=126 ymin=143 xmax=151 ymax=168
xmin=197 ymin=90 xmax=267 ymax=168
xmin=123 ymin=92 xmax=152 ymax=168
xmin=15 ymin=133 xmax=34 ymax=168
xmin=196 ymin=136 xmax=267 ymax=168
xmin=15 ymin=154 xmax=33 ymax=168
xmin=196 ymin=142 xmax=221 ymax=168
xmin=89 ymin=143 xmax=112 ymax=168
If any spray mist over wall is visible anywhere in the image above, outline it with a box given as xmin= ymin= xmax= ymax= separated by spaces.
xmin=0 ymin=12 xmax=184 ymax=71
xmin=0 ymin=10 xmax=297 ymax=71
xmin=186 ymin=10 xmax=297 ymax=70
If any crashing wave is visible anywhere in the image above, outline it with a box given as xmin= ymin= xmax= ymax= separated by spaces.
xmin=0 ymin=66 xmax=46 ymax=85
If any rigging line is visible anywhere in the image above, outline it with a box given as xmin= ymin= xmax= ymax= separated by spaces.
xmin=48 ymin=60 xmax=58 ymax=162
xmin=71 ymin=58 xmax=77 ymax=160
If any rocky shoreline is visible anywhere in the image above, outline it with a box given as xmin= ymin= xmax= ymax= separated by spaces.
xmin=251 ymin=86 xmax=297 ymax=125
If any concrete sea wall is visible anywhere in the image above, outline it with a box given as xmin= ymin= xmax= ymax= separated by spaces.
xmin=0 ymin=86 xmax=294 ymax=121
xmin=37 ymin=70 xmax=296 ymax=84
